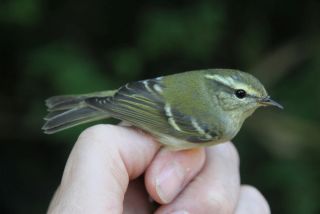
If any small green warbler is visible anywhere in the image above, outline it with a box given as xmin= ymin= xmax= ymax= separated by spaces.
xmin=42 ymin=69 xmax=282 ymax=149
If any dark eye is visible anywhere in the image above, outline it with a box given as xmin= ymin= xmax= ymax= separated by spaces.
xmin=235 ymin=89 xmax=246 ymax=99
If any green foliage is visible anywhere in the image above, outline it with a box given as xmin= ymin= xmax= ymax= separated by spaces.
xmin=0 ymin=0 xmax=41 ymax=26
xmin=26 ymin=43 xmax=114 ymax=93
xmin=138 ymin=2 xmax=225 ymax=60
xmin=111 ymin=47 xmax=144 ymax=80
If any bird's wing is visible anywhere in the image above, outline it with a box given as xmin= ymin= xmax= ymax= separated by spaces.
xmin=85 ymin=79 xmax=217 ymax=142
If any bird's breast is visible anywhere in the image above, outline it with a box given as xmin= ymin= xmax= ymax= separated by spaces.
xmin=215 ymin=111 xmax=243 ymax=142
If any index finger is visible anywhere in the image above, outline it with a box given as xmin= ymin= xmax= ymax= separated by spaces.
xmin=48 ymin=124 xmax=161 ymax=214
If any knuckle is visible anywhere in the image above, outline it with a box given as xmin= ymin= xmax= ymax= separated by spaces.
xmin=78 ymin=124 xmax=116 ymax=142
xmin=203 ymin=190 xmax=234 ymax=214
xmin=77 ymin=124 xmax=122 ymax=152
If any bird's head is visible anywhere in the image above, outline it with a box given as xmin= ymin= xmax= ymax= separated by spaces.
xmin=205 ymin=69 xmax=283 ymax=120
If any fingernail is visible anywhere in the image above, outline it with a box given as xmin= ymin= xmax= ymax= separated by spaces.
xmin=171 ymin=211 xmax=189 ymax=214
xmin=156 ymin=161 xmax=186 ymax=203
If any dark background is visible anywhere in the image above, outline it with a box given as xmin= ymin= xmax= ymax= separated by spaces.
xmin=1 ymin=0 xmax=320 ymax=213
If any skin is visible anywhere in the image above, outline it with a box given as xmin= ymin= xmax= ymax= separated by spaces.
xmin=48 ymin=124 xmax=270 ymax=214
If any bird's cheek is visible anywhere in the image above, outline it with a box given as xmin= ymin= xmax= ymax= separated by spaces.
xmin=218 ymin=97 xmax=238 ymax=111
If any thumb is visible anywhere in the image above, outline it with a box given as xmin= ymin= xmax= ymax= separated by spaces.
xmin=48 ymin=124 xmax=160 ymax=214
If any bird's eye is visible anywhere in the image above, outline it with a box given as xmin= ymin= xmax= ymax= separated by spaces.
xmin=235 ymin=89 xmax=246 ymax=99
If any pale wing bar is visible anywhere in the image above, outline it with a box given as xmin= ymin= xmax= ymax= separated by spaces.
xmin=85 ymin=79 xmax=217 ymax=142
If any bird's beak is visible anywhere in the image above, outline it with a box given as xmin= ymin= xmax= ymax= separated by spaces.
xmin=258 ymin=97 xmax=284 ymax=109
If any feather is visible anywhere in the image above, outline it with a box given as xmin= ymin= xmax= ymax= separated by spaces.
xmin=85 ymin=79 xmax=217 ymax=142
xmin=42 ymin=92 xmax=114 ymax=134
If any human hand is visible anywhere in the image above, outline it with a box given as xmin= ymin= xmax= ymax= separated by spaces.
xmin=48 ymin=124 xmax=270 ymax=214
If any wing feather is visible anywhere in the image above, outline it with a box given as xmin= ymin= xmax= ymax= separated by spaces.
xmin=85 ymin=79 xmax=216 ymax=142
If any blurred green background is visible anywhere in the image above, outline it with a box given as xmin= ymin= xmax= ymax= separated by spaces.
xmin=1 ymin=0 xmax=320 ymax=213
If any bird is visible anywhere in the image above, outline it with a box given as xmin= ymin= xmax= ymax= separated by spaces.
xmin=42 ymin=69 xmax=283 ymax=150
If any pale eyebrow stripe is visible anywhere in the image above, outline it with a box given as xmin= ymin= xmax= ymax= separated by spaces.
xmin=205 ymin=74 xmax=257 ymax=95
xmin=205 ymin=74 xmax=236 ymax=87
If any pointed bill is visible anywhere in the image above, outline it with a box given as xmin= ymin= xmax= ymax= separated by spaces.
xmin=259 ymin=97 xmax=284 ymax=109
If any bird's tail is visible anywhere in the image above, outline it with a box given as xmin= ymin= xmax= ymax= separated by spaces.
xmin=42 ymin=91 xmax=115 ymax=134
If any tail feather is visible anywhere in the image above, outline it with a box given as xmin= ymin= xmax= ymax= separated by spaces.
xmin=45 ymin=95 xmax=88 ymax=111
xmin=43 ymin=95 xmax=110 ymax=134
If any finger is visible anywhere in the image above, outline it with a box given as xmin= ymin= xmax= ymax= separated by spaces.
xmin=48 ymin=124 xmax=161 ymax=214
xmin=145 ymin=147 xmax=206 ymax=204
xmin=156 ymin=142 xmax=241 ymax=214
xmin=235 ymin=185 xmax=270 ymax=214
